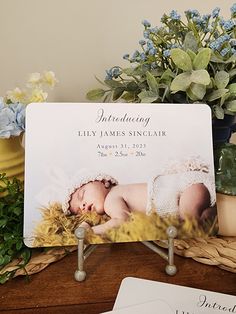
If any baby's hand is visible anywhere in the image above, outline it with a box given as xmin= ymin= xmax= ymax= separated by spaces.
xmin=79 ymin=221 xmax=91 ymax=230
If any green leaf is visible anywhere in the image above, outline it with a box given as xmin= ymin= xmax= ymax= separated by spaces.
xmin=0 ymin=218 xmax=8 ymax=228
xmin=121 ymin=92 xmax=136 ymax=102
xmin=4 ymin=233 xmax=13 ymax=241
xmin=170 ymin=72 xmax=192 ymax=92
xmin=186 ymin=49 xmax=197 ymax=62
xmin=188 ymin=83 xmax=206 ymax=100
xmin=86 ymin=89 xmax=105 ymax=100
xmin=183 ymin=32 xmax=198 ymax=52
xmin=126 ymin=81 xmax=139 ymax=92
xmin=186 ymin=88 xmax=198 ymax=101
xmin=213 ymin=105 xmax=224 ymax=119
xmin=191 ymin=70 xmax=211 ymax=85
xmin=229 ymin=68 xmax=236 ymax=78
xmin=16 ymin=241 xmax=23 ymax=251
xmin=123 ymin=67 xmax=144 ymax=76
xmin=138 ymin=90 xmax=159 ymax=103
xmin=226 ymin=55 xmax=236 ymax=64
xmin=13 ymin=207 xmax=22 ymax=216
xmin=228 ymin=83 xmax=236 ymax=94
xmin=160 ymin=69 xmax=175 ymax=82
xmin=21 ymin=249 xmax=31 ymax=264
xmin=104 ymin=80 xmax=123 ymax=88
xmin=0 ymin=255 xmax=4 ymax=266
xmin=3 ymin=255 xmax=11 ymax=265
xmin=226 ymin=100 xmax=236 ymax=112
xmin=146 ymin=71 xmax=159 ymax=93
xmin=171 ymin=48 xmax=192 ymax=71
xmin=220 ymin=92 xmax=230 ymax=106
xmin=193 ymin=48 xmax=211 ymax=70
xmin=0 ymin=271 xmax=14 ymax=284
xmin=112 ymin=87 xmax=125 ymax=101
xmin=215 ymin=71 xmax=230 ymax=89
xmin=210 ymin=53 xmax=225 ymax=63
xmin=207 ymin=89 xmax=229 ymax=102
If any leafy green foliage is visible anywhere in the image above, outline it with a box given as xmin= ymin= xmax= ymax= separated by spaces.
xmin=214 ymin=144 xmax=236 ymax=196
xmin=0 ymin=174 xmax=31 ymax=284
xmin=87 ymin=6 xmax=236 ymax=120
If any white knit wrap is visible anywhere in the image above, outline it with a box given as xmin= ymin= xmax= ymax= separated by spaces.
xmin=146 ymin=157 xmax=216 ymax=216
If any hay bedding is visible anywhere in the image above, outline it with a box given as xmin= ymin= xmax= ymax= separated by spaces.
xmin=1 ymin=204 xmax=235 ymax=280
xmin=33 ymin=203 xmax=214 ymax=246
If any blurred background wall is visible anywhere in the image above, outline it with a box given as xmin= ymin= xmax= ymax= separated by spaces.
xmin=0 ymin=0 xmax=234 ymax=103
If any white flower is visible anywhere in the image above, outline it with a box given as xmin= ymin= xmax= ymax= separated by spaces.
xmin=29 ymin=88 xmax=48 ymax=103
xmin=27 ymin=72 xmax=42 ymax=86
xmin=6 ymin=88 xmax=27 ymax=104
xmin=42 ymin=71 xmax=58 ymax=88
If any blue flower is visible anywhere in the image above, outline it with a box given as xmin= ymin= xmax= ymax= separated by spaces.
xmin=143 ymin=30 xmax=150 ymax=39
xmin=230 ymin=39 xmax=236 ymax=46
xmin=163 ymin=49 xmax=171 ymax=57
xmin=170 ymin=10 xmax=181 ymax=21
xmin=132 ymin=50 xmax=140 ymax=59
xmin=140 ymin=53 xmax=147 ymax=61
xmin=105 ymin=69 xmax=113 ymax=80
xmin=142 ymin=19 xmax=151 ymax=28
xmin=185 ymin=9 xmax=200 ymax=18
xmin=202 ymin=14 xmax=211 ymax=21
xmin=150 ymin=27 xmax=159 ymax=34
xmin=0 ymin=102 xmax=25 ymax=138
xmin=232 ymin=47 xmax=236 ymax=54
xmin=230 ymin=3 xmax=236 ymax=14
xmin=220 ymin=47 xmax=230 ymax=57
xmin=112 ymin=67 xmax=122 ymax=78
xmin=149 ymin=48 xmax=157 ymax=56
xmin=222 ymin=19 xmax=234 ymax=31
xmin=123 ymin=54 xmax=129 ymax=60
xmin=105 ymin=67 xmax=122 ymax=80
xmin=147 ymin=40 xmax=154 ymax=49
xmin=192 ymin=17 xmax=202 ymax=25
xmin=139 ymin=40 xmax=146 ymax=46
xmin=212 ymin=7 xmax=220 ymax=18
xmin=12 ymin=103 xmax=25 ymax=131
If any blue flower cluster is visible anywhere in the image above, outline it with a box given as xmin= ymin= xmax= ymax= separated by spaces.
xmin=119 ymin=4 xmax=236 ymax=74
xmin=212 ymin=7 xmax=220 ymax=18
xmin=0 ymin=100 xmax=25 ymax=138
xmin=142 ymin=19 xmax=151 ymax=28
xmin=220 ymin=19 xmax=235 ymax=31
xmin=185 ymin=9 xmax=200 ymax=19
xmin=231 ymin=3 xmax=236 ymax=15
xmin=209 ymin=34 xmax=231 ymax=52
xmin=170 ymin=10 xmax=181 ymax=21
xmin=105 ymin=67 xmax=122 ymax=80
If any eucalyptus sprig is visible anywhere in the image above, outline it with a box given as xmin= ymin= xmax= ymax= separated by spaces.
xmin=0 ymin=174 xmax=31 ymax=284
xmin=87 ymin=4 xmax=236 ymax=119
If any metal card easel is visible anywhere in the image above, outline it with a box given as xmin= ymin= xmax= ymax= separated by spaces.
xmin=74 ymin=226 xmax=178 ymax=281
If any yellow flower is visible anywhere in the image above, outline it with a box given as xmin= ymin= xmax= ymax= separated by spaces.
xmin=6 ymin=87 xmax=27 ymax=104
xmin=42 ymin=71 xmax=58 ymax=88
xmin=29 ymin=88 xmax=48 ymax=103
xmin=27 ymin=72 xmax=42 ymax=86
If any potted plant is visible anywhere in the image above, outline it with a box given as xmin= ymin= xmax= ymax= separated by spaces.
xmin=0 ymin=71 xmax=57 ymax=180
xmin=87 ymin=5 xmax=236 ymax=144
xmin=215 ymin=143 xmax=236 ymax=236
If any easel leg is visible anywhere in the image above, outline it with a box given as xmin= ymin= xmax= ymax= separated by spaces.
xmin=165 ymin=226 xmax=177 ymax=276
xmin=142 ymin=225 xmax=177 ymax=276
xmin=74 ymin=227 xmax=97 ymax=282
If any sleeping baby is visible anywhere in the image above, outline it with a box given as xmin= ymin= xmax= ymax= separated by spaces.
xmin=62 ymin=158 xmax=216 ymax=235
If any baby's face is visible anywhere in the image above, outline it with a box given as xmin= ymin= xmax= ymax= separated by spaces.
xmin=69 ymin=181 xmax=108 ymax=215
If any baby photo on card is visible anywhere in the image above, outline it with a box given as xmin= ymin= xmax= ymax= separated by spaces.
xmin=24 ymin=103 xmax=217 ymax=247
